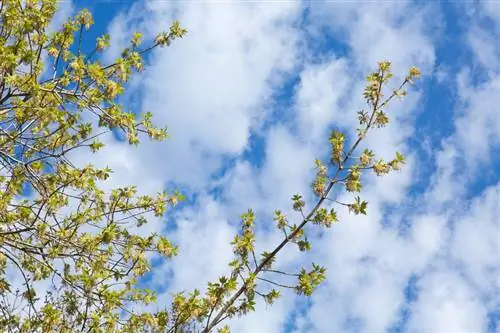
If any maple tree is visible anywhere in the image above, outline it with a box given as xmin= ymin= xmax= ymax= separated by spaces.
xmin=0 ymin=1 xmax=420 ymax=332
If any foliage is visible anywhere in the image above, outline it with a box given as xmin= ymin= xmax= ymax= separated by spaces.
xmin=0 ymin=1 xmax=420 ymax=332
xmin=0 ymin=1 xmax=186 ymax=331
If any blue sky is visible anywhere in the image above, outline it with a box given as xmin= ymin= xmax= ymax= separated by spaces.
xmin=61 ymin=1 xmax=500 ymax=332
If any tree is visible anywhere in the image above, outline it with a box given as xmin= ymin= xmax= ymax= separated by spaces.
xmin=0 ymin=1 xmax=420 ymax=332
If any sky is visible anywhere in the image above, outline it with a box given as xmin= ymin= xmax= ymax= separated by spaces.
xmin=56 ymin=1 xmax=500 ymax=332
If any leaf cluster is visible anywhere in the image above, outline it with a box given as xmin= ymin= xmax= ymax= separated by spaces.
xmin=0 ymin=1 xmax=187 ymax=331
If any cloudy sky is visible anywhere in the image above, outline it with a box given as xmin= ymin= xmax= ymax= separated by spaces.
xmin=63 ymin=1 xmax=500 ymax=332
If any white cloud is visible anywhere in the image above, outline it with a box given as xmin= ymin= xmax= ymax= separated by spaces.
xmin=425 ymin=139 xmax=466 ymax=208
xmin=47 ymin=0 xmax=73 ymax=33
xmin=451 ymin=184 xmax=500 ymax=300
xmin=454 ymin=72 xmax=500 ymax=174
xmin=467 ymin=25 xmax=500 ymax=73
xmin=156 ymin=195 xmax=236 ymax=293
xmin=411 ymin=214 xmax=448 ymax=268
xmin=257 ymin=126 xmax=316 ymax=211
xmin=105 ymin=0 xmax=302 ymax=190
xmin=307 ymin=2 xmax=437 ymax=75
xmin=483 ymin=2 xmax=500 ymax=27
xmin=294 ymin=57 xmax=350 ymax=143
xmin=407 ymin=269 xmax=488 ymax=333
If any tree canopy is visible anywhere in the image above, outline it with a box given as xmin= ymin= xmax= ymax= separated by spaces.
xmin=0 ymin=1 xmax=420 ymax=332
